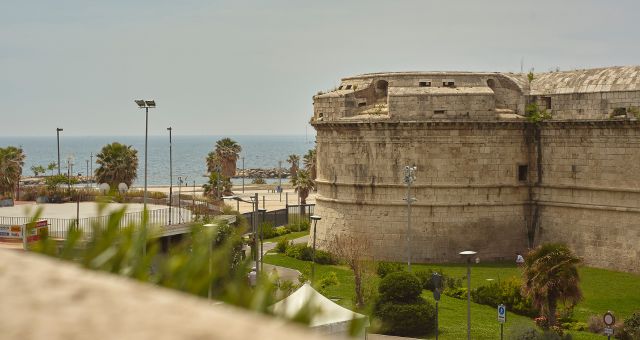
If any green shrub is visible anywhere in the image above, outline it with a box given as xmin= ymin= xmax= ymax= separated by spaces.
xmin=316 ymin=272 xmax=339 ymax=295
xmin=285 ymin=243 xmax=312 ymax=261
xmin=275 ymin=238 xmax=290 ymax=253
xmin=284 ymin=243 xmax=337 ymax=264
xmin=273 ymin=226 xmax=290 ymax=237
xmin=377 ymin=261 xmax=405 ymax=278
xmin=378 ymin=271 xmax=422 ymax=303
xmin=508 ymin=324 xmax=573 ymax=340
xmin=374 ymin=300 xmax=435 ymax=336
xmin=259 ymin=222 xmax=276 ymax=239
xmin=313 ymin=249 xmax=337 ymax=265
xmin=619 ymin=311 xmax=640 ymax=340
xmin=443 ymin=286 xmax=467 ymax=299
xmin=471 ymin=277 xmax=536 ymax=317
xmin=298 ymin=220 xmax=310 ymax=231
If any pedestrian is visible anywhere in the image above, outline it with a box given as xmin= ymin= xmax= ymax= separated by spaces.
xmin=516 ymin=252 xmax=525 ymax=267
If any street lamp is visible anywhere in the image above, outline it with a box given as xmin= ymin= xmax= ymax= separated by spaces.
xmin=76 ymin=173 xmax=82 ymax=228
xmin=403 ymin=165 xmax=417 ymax=271
xmin=460 ymin=250 xmax=477 ymax=340
xmin=258 ymin=208 xmax=266 ymax=271
xmin=135 ymin=99 xmax=156 ymax=212
xmin=167 ymin=127 xmax=173 ymax=225
xmin=310 ymin=215 xmax=321 ymax=284
xmin=56 ymin=128 xmax=63 ymax=175
xmin=223 ymin=194 xmax=259 ymax=279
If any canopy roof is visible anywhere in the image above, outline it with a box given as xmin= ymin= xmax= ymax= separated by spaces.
xmin=271 ymin=283 xmax=368 ymax=329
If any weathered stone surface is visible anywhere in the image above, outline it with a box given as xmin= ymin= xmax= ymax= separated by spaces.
xmin=311 ymin=67 xmax=640 ymax=273
xmin=0 ymin=249 xmax=328 ymax=340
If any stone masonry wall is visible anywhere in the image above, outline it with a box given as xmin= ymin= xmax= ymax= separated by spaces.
xmin=534 ymin=121 xmax=640 ymax=273
xmin=539 ymin=91 xmax=640 ymax=120
xmin=313 ymin=122 xmax=530 ymax=262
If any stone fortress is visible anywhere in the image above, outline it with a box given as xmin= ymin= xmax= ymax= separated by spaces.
xmin=310 ymin=66 xmax=640 ymax=274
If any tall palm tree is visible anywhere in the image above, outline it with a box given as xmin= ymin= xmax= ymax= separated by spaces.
xmin=522 ymin=243 xmax=582 ymax=327
xmin=95 ymin=142 xmax=139 ymax=188
xmin=47 ymin=162 xmax=57 ymax=176
xmin=287 ymin=154 xmax=300 ymax=178
xmin=303 ymin=148 xmax=317 ymax=180
xmin=207 ymin=138 xmax=242 ymax=178
xmin=291 ymin=169 xmax=315 ymax=214
xmin=0 ymin=146 xmax=25 ymax=198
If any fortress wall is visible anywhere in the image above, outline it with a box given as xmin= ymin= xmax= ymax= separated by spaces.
xmin=539 ymin=91 xmax=640 ymax=120
xmin=535 ymin=122 xmax=640 ymax=273
xmin=314 ymin=122 xmax=530 ymax=262
xmin=388 ymin=93 xmax=495 ymax=120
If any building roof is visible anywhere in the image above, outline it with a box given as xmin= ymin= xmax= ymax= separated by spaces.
xmin=389 ymin=86 xmax=494 ymax=96
xmin=530 ymin=66 xmax=640 ymax=95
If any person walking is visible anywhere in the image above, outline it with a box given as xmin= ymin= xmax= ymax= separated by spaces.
xmin=516 ymin=252 xmax=525 ymax=267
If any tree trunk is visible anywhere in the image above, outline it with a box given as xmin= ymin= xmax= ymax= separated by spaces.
xmin=354 ymin=269 xmax=364 ymax=309
xmin=547 ymin=292 xmax=558 ymax=327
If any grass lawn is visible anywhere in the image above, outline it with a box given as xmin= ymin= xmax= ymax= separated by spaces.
xmin=263 ymin=230 xmax=309 ymax=243
xmin=264 ymin=254 xmax=640 ymax=339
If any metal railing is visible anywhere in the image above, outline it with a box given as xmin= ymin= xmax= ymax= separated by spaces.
xmin=0 ymin=208 xmax=194 ymax=240
xmin=241 ymin=204 xmax=315 ymax=227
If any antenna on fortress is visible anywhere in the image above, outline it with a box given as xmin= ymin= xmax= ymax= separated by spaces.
xmin=520 ymin=57 xmax=524 ymax=73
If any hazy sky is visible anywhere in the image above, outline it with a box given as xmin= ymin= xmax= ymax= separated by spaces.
xmin=2 ymin=0 xmax=639 ymax=136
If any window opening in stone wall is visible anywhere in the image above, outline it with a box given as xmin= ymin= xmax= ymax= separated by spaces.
xmin=338 ymin=85 xmax=343 ymax=90
xmin=434 ymin=110 xmax=446 ymax=114
xmin=375 ymin=80 xmax=389 ymax=98
xmin=419 ymin=81 xmax=431 ymax=87
xmin=542 ymin=96 xmax=552 ymax=110
xmin=613 ymin=107 xmax=627 ymax=116
xmin=443 ymin=81 xmax=455 ymax=88
xmin=345 ymin=85 xmax=352 ymax=90
xmin=518 ymin=164 xmax=528 ymax=182
xmin=318 ymin=112 xmax=324 ymax=118
xmin=357 ymin=99 xmax=367 ymax=107
xmin=487 ymin=79 xmax=496 ymax=88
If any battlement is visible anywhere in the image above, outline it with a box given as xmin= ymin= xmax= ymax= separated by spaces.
xmin=313 ymin=66 xmax=640 ymax=122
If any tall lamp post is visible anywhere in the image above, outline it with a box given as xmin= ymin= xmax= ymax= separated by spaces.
xmin=460 ymin=250 xmax=477 ymax=340
xmin=134 ymin=99 xmax=156 ymax=212
xmin=403 ymin=165 xmax=417 ymax=271
xmin=167 ymin=127 xmax=173 ymax=225
xmin=258 ymin=208 xmax=266 ymax=271
xmin=310 ymin=215 xmax=321 ymax=284
xmin=242 ymin=157 xmax=245 ymax=193
xmin=56 ymin=128 xmax=63 ymax=175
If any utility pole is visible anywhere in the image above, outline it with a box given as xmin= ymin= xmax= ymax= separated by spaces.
xmin=56 ymin=128 xmax=63 ymax=175
xmin=278 ymin=160 xmax=282 ymax=202
xmin=241 ymin=157 xmax=245 ymax=193
xmin=167 ymin=127 xmax=173 ymax=225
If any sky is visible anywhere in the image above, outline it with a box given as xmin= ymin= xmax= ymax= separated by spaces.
xmin=1 ymin=0 xmax=639 ymax=136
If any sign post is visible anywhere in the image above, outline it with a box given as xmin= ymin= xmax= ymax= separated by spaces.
xmin=498 ymin=304 xmax=506 ymax=340
xmin=603 ymin=311 xmax=615 ymax=339
xmin=432 ymin=273 xmax=442 ymax=340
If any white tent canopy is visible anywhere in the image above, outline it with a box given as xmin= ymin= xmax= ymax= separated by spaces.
xmin=271 ymin=283 xmax=369 ymax=338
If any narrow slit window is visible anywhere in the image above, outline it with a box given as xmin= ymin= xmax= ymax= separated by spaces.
xmin=443 ymin=81 xmax=455 ymax=88
xmin=345 ymin=85 xmax=352 ymax=90
xmin=338 ymin=86 xmax=343 ymax=90
xmin=434 ymin=110 xmax=446 ymax=114
xmin=542 ymin=96 xmax=552 ymax=110
xmin=419 ymin=81 xmax=431 ymax=87
xmin=518 ymin=164 xmax=528 ymax=182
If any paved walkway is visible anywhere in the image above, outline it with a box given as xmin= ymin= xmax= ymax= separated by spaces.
xmin=258 ymin=234 xmax=309 ymax=284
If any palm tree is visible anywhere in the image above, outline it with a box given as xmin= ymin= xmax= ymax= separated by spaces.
xmin=287 ymin=154 xmax=300 ymax=178
xmin=291 ymin=169 xmax=315 ymax=214
xmin=522 ymin=243 xmax=582 ymax=327
xmin=0 ymin=146 xmax=25 ymax=198
xmin=303 ymin=148 xmax=317 ymax=180
xmin=31 ymin=165 xmax=45 ymax=177
xmin=207 ymin=138 xmax=241 ymax=178
xmin=95 ymin=142 xmax=139 ymax=188
xmin=47 ymin=162 xmax=57 ymax=176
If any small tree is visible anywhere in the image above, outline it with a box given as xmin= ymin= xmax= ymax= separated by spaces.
xmin=287 ymin=154 xmax=300 ymax=178
xmin=0 ymin=146 xmax=25 ymax=198
xmin=31 ymin=165 xmax=45 ymax=177
xmin=522 ymin=243 xmax=582 ymax=327
xmin=47 ymin=162 xmax=57 ymax=176
xmin=328 ymin=233 xmax=373 ymax=308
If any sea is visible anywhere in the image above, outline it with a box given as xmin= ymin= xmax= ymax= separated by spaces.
xmin=1 ymin=135 xmax=315 ymax=187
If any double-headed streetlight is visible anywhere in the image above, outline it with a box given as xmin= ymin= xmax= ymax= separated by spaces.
xmin=56 ymin=128 xmax=63 ymax=175
xmin=403 ymin=165 xmax=417 ymax=271
xmin=460 ymin=250 xmax=478 ymax=340
xmin=135 ymin=99 xmax=156 ymax=211
xmin=223 ymin=194 xmax=259 ymax=278
xmin=167 ymin=127 xmax=173 ymax=225
xmin=310 ymin=215 xmax=321 ymax=284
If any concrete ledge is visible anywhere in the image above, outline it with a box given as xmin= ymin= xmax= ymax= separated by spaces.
xmin=0 ymin=249 xmax=328 ymax=340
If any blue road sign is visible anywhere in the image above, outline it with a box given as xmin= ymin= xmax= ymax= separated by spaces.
xmin=498 ymin=304 xmax=506 ymax=323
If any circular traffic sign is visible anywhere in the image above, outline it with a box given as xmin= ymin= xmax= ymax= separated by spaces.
xmin=603 ymin=311 xmax=615 ymax=326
